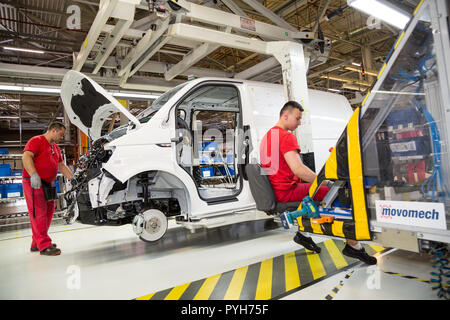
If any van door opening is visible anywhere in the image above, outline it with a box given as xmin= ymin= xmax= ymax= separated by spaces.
xmin=175 ymin=84 xmax=243 ymax=201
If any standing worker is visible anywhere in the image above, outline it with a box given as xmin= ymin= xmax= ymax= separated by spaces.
xmin=260 ymin=101 xmax=376 ymax=265
xmin=22 ymin=121 xmax=74 ymax=256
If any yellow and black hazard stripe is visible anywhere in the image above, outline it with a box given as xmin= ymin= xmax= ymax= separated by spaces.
xmin=135 ymin=240 xmax=385 ymax=300
xmin=324 ymin=270 xmax=354 ymax=300
xmin=300 ymin=108 xmax=371 ymax=241
xmin=380 ymin=270 xmax=431 ymax=284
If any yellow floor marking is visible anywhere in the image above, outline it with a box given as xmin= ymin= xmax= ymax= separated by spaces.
xmin=305 ymin=249 xmax=327 ymax=280
xmin=369 ymin=245 xmax=385 ymax=252
xmin=193 ymin=274 xmax=221 ymax=300
xmin=284 ymin=251 xmax=301 ymax=291
xmin=164 ymin=283 xmax=190 ymax=300
xmin=323 ymin=239 xmax=348 ymax=269
xmin=136 ymin=292 xmax=155 ymax=300
xmin=255 ymin=258 xmax=273 ymax=300
xmin=223 ymin=265 xmax=248 ymax=300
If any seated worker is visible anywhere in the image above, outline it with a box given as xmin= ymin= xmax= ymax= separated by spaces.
xmin=260 ymin=101 xmax=376 ymax=265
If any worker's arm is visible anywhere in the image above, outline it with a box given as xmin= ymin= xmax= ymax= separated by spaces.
xmin=22 ymin=151 xmax=37 ymax=176
xmin=58 ymin=162 xmax=74 ymax=180
xmin=284 ymin=150 xmax=317 ymax=183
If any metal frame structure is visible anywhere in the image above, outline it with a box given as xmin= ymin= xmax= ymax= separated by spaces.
xmin=70 ymin=0 xmax=333 ymax=153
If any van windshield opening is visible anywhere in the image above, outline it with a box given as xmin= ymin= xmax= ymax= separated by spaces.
xmin=136 ymin=83 xmax=187 ymax=123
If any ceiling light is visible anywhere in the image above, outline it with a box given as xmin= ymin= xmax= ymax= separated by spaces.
xmin=111 ymin=92 xmax=160 ymax=99
xmin=347 ymin=0 xmax=410 ymax=29
xmin=3 ymin=46 xmax=45 ymax=54
xmin=351 ymin=62 xmax=361 ymax=66
xmin=23 ymin=86 xmax=60 ymax=94
xmin=328 ymin=88 xmax=341 ymax=93
xmin=0 ymin=98 xmax=20 ymax=102
xmin=372 ymin=90 xmax=426 ymax=96
xmin=0 ymin=85 xmax=60 ymax=93
xmin=0 ymin=85 xmax=22 ymax=91
xmin=0 ymin=84 xmax=161 ymax=99
xmin=0 ymin=116 xmax=19 ymax=119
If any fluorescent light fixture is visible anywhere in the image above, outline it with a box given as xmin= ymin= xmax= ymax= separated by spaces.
xmin=23 ymin=86 xmax=60 ymax=94
xmin=347 ymin=0 xmax=410 ymax=29
xmin=328 ymin=88 xmax=341 ymax=93
xmin=0 ymin=116 xmax=19 ymax=119
xmin=0 ymin=98 xmax=20 ymax=102
xmin=0 ymin=85 xmax=22 ymax=91
xmin=0 ymin=84 xmax=60 ymax=93
xmin=111 ymin=92 xmax=160 ymax=99
xmin=0 ymin=84 xmax=161 ymax=99
xmin=351 ymin=62 xmax=361 ymax=66
xmin=372 ymin=90 xmax=426 ymax=96
xmin=3 ymin=46 xmax=45 ymax=54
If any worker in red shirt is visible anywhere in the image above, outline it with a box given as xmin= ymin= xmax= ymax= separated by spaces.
xmin=260 ymin=101 xmax=376 ymax=265
xmin=22 ymin=121 xmax=74 ymax=256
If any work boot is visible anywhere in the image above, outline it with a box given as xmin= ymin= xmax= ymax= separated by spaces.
xmin=342 ymin=244 xmax=377 ymax=265
xmin=30 ymin=243 xmax=57 ymax=252
xmin=293 ymin=232 xmax=321 ymax=253
xmin=40 ymin=246 xmax=61 ymax=256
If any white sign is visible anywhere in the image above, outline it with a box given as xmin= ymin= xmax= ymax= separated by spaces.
xmin=375 ymin=200 xmax=447 ymax=230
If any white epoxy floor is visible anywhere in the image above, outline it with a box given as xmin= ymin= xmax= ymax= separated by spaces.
xmin=0 ymin=219 xmax=441 ymax=300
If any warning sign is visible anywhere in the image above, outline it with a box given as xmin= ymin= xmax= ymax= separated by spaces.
xmin=240 ymin=17 xmax=256 ymax=31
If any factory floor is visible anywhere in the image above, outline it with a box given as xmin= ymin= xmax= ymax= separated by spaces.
xmin=0 ymin=217 xmax=441 ymax=300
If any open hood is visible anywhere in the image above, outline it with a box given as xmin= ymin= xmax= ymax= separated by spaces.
xmin=60 ymin=70 xmax=141 ymax=141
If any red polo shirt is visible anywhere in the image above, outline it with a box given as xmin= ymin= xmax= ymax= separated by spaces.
xmin=260 ymin=126 xmax=301 ymax=190
xmin=260 ymin=126 xmax=329 ymax=203
xmin=22 ymin=135 xmax=63 ymax=183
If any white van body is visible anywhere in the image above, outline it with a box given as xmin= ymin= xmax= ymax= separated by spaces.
xmin=61 ymin=72 xmax=353 ymax=241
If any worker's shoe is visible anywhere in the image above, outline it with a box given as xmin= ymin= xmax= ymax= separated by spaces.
xmin=40 ymin=246 xmax=61 ymax=256
xmin=293 ymin=232 xmax=321 ymax=253
xmin=342 ymin=244 xmax=377 ymax=265
xmin=30 ymin=243 xmax=57 ymax=252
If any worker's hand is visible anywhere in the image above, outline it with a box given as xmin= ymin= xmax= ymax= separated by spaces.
xmin=30 ymin=173 xmax=42 ymax=189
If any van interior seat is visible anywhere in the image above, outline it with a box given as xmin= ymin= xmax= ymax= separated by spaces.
xmin=245 ymin=163 xmax=301 ymax=215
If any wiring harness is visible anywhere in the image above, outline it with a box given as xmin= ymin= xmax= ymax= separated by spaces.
xmin=389 ymin=27 xmax=449 ymax=202
xmin=428 ymin=242 xmax=450 ymax=300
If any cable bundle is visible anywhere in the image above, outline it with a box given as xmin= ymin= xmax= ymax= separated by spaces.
xmin=429 ymin=242 xmax=449 ymax=300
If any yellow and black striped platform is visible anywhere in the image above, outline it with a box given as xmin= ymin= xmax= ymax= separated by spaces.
xmin=135 ymin=239 xmax=385 ymax=300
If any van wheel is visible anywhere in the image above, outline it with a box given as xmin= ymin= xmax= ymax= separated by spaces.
xmin=137 ymin=209 xmax=168 ymax=242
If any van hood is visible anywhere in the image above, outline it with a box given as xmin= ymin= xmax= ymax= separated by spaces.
xmin=60 ymin=70 xmax=141 ymax=141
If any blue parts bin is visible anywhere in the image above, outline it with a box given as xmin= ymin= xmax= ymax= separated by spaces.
xmin=11 ymin=170 xmax=22 ymax=177
xmin=0 ymin=148 xmax=8 ymax=154
xmin=0 ymin=164 xmax=11 ymax=177
xmin=5 ymin=183 xmax=23 ymax=198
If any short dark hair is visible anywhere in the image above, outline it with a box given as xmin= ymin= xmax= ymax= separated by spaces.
xmin=280 ymin=101 xmax=304 ymax=117
xmin=47 ymin=121 xmax=66 ymax=132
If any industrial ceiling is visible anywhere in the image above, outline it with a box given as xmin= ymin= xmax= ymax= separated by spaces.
xmin=0 ymin=0 xmax=420 ymax=146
